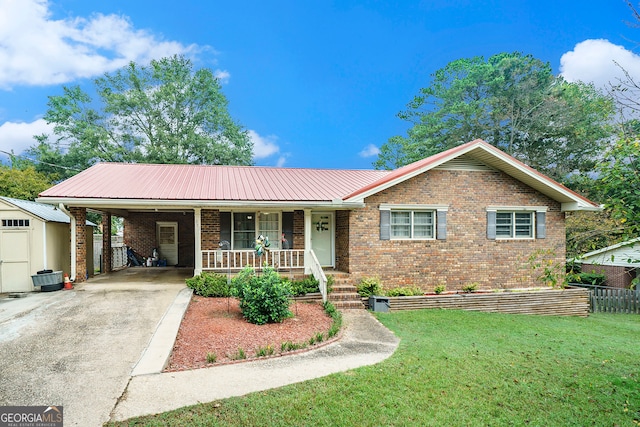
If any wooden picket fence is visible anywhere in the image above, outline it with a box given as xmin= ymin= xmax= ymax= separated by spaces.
xmin=569 ymin=283 xmax=640 ymax=314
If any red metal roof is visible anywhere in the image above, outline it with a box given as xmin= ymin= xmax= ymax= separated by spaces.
xmin=39 ymin=163 xmax=390 ymax=201
xmin=39 ymin=139 xmax=599 ymax=210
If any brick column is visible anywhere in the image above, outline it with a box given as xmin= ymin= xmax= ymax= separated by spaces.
xmin=70 ymin=207 xmax=87 ymax=283
xmin=102 ymin=213 xmax=112 ymax=273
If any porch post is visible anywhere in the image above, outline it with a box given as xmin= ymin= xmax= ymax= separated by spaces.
xmin=102 ymin=213 xmax=112 ymax=273
xmin=194 ymin=208 xmax=202 ymax=276
xmin=304 ymin=208 xmax=312 ymax=274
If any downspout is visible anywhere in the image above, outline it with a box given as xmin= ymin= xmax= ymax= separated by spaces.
xmin=58 ymin=204 xmax=76 ymax=281
xmin=42 ymin=221 xmax=47 ymax=270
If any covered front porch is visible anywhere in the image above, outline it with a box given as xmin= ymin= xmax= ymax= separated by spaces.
xmin=62 ymin=205 xmax=350 ymax=304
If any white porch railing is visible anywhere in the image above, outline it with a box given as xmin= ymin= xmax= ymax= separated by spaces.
xmin=307 ymin=249 xmax=328 ymax=303
xmin=200 ymin=248 xmax=327 ymax=303
xmin=202 ymin=249 xmax=305 ymax=272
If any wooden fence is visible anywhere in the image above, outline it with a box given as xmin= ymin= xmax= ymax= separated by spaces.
xmin=569 ymin=283 xmax=640 ymax=314
xmin=368 ymin=288 xmax=590 ymax=317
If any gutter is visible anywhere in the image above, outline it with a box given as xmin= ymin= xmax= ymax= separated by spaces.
xmin=57 ymin=204 xmax=76 ymax=281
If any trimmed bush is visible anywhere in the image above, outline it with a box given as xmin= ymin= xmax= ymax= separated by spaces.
xmin=385 ymin=286 xmax=423 ymax=297
xmin=288 ymin=276 xmax=320 ymax=296
xmin=186 ymin=272 xmax=231 ymax=297
xmin=356 ymin=276 xmax=382 ymax=298
xmin=231 ymin=266 xmax=293 ymax=325
xmin=576 ymin=272 xmax=606 ymax=286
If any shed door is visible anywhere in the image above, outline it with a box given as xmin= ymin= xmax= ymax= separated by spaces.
xmin=0 ymin=230 xmax=31 ymax=292
xmin=156 ymin=222 xmax=178 ymax=266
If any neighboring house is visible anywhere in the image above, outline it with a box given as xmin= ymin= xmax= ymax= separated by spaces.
xmin=36 ymin=139 xmax=599 ymax=296
xmin=575 ymin=238 xmax=640 ymax=289
xmin=0 ymin=197 xmax=94 ymax=293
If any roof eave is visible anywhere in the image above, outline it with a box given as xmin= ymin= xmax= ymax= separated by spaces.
xmin=35 ymin=197 xmax=365 ymax=210
xmin=345 ymin=140 xmax=600 ymax=210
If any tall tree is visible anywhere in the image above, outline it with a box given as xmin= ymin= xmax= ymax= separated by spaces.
xmin=596 ymin=132 xmax=640 ymax=236
xmin=376 ymin=52 xmax=615 ymax=182
xmin=29 ymin=55 xmax=253 ymax=180
xmin=0 ymin=165 xmax=53 ymax=200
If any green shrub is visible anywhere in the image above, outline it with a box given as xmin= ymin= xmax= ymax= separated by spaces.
xmin=434 ymin=284 xmax=446 ymax=294
xmin=289 ymin=276 xmax=320 ymax=296
xmin=231 ymin=266 xmax=293 ymax=325
xmin=323 ymin=300 xmax=342 ymax=338
xmin=229 ymin=347 xmax=246 ymax=360
xmin=385 ymin=286 xmax=422 ymax=297
xmin=462 ymin=282 xmax=479 ymax=293
xmin=357 ymin=276 xmax=382 ymax=298
xmin=281 ymin=341 xmax=306 ymax=352
xmin=185 ymin=272 xmax=231 ymax=297
xmin=206 ymin=352 xmax=217 ymax=363
xmin=576 ymin=272 xmax=606 ymax=286
xmin=256 ymin=344 xmax=275 ymax=357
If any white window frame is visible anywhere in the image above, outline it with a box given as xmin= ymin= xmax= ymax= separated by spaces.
xmin=380 ymin=204 xmax=448 ymax=241
xmin=487 ymin=206 xmax=547 ymax=240
xmin=230 ymin=211 xmax=282 ymax=249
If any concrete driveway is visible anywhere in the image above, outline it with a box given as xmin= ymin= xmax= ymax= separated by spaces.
xmin=0 ymin=267 xmax=191 ymax=427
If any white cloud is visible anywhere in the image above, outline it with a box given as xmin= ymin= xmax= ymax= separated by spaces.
xmin=0 ymin=118 xmax=52 ymax=159
xmin=0 ymin=0 xmax=200 ymax=89
xmin=214 ymin=69 xmax=231 ymax=84
xmin=275 ymin=156 xmax=287 ymax=167
xmin=249 ymin=130 xmax=280 ymax=160
xmin=359 ymin=143 xmax=380 ymax=158
xmin=560 ymin=39 xmax=640 ymax=91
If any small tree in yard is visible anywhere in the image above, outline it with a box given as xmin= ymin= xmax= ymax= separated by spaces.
xmin=231 ymin=266 xmax=293 ymax=325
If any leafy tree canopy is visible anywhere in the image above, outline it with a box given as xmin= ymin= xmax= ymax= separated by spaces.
xmin=29 ymin=55 xmax=253 ymax=180
xmin=0 ymin=165 xmax=53 ymax=200
xmin=375 ymin=52 xmax=615 ymax=182
xmin=596 ymin=132 xmax=640 ymax=236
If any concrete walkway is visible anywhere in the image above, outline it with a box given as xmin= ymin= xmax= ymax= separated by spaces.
xmin=0 ymin=267 xmax=400 ymax=425
xmin=111 ymin=308 xmax=400 ymax=422
xmin=0 ymin=268 xmax=191 ymax=427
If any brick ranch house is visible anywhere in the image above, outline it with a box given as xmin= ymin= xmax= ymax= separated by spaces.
xmin=37 ymin=139 xmax=599 ymax=301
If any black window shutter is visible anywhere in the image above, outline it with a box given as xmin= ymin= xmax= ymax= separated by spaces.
xmin=380 ymin=210 xmax=390 ymax=241
xmin=436 ymin=211 xmax=447 ymax=240
xmin=220 ymin=212 xmax=231 ymax=247
xmin=282 ymin=212 xmax=294 ymax=248
xmin=536 ymin=211 xmax=546 ymax=239
xmin=487 ymin=211 xmax=496 ymax=240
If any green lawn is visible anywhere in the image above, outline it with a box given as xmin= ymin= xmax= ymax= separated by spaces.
xmin=107 ymin=310 xmax=640 ymax=426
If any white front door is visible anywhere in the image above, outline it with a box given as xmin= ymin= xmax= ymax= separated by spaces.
xmin=156 ymin=222 xmax=178 ymax=266
xmin=311 ymin=212 xmax=333 ymax=267
xmin=0 ymin=230 xmax=31 ymax=292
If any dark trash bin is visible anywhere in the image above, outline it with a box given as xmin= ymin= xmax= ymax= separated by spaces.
xmin=369 ymin=295 xmax=390 ymax=312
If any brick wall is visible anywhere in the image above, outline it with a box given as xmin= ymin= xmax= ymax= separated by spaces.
xmin=335 ymin=210 xmax=350 ymax=271
xmin=347 ymin=169 xmax=566 ymax=291
xmin=580 ymin=264 xmax=636 ymax=289
xmin=70 ymin=207 xmax=87 ymax=282
xmin=124 ymin=212 xmax=195 ymax=266
xmin=293 ymin=210 xmax=305 ymax=249
xmin=101 ymin=213 xmax=112 ymax=273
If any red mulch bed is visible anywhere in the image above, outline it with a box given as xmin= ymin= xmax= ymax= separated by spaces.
xmin=165 ymin=296 xmax=334 ymax=371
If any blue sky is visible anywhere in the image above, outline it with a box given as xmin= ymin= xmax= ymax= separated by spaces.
xmin=0 ymin=0 xmax=638 ymax=170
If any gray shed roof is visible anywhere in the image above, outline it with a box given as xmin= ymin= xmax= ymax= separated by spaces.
xmin=0 ymin=196 xmax=76 ymax=224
